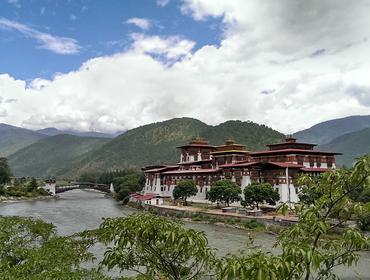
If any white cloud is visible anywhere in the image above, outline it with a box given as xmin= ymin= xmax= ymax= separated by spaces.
xmin=126 ymin=17 xmax=152 ymax=30
xmin=0 ymin=17 xmax=80 ymax=54
xmin=157 ymin=0 xmax=170 ymax=7
xmin=130 ymin=33 xmax=195 ymax=60
xmin=1 ymin=1 xmax=370 ymax=134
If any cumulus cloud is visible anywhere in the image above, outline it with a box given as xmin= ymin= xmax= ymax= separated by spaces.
xmin=0 ymin=17 xmax=80 ymax=54
xmin=126 ymin=17 xmax=152 ymax=30
xmin=131 ymin=33 xmax=195 ymax=60
xmin=1 ymin=0 xmax=370 ymax=133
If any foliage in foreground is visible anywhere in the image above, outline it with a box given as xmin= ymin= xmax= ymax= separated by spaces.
xmin=96 ymin=213 xmax=215 ymax=280
xmin=0 ymin=216 xmax=107 ymax=280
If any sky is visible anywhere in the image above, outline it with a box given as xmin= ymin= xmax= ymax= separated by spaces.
xmin=0 ymin=0 xmax=369 ymax=134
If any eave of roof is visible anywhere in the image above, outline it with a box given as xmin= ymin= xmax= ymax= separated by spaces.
xmin=211 ymin=150 xmax=249 ymax=155
xmin=266 ymin=142 xmax=317 ymax=147
xmin=144 ymin=165 xmax=179 ymax=173
xmin=177 ymin=144 xmax=215 ymax=149
xmin=250 ymin=149 xmax=341 ymax=156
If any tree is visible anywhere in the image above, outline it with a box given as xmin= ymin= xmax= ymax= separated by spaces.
xmin=112 ymin=173 xmax=144 ymax=203
xmin=173 ymin=179 xmax=197 ymax=205
xmin=217 ymin=156 xmax=370 ymax=279
xmin=0 ymin=157 xmax=11 ymax=185
xmin=0 ymin=216 xmax=108 ymax=280
xmin=26 ymin=177 xmax=38 ymax=192
xmin=242 ymin=182 xmax=280 ymax=209
xmin=206 ymin=180 xmax=241 ymax=206
xmin=96 ymin=213 xmax=215 ymax=280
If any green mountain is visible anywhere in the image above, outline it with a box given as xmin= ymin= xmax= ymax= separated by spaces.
xmin=0 ymin=124 xmax=47 ymax=157
xmin=62 ymin=117 xmax=284 ymax=178
xmin=8 ymin=134 xmax=110 ymax=178
xmin=37 ymin=127 xmax=123 ymax=138
xmin=294 ymin=115 xmax=370 ymax=145
xmin=319 ymin=127 xmax=370 ymax=167
xmin=8 ymin=117 xmax=284 ymax=179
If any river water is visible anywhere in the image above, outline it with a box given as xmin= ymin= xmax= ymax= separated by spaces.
xmin=0 ymin=190 xmax=369 ymax=279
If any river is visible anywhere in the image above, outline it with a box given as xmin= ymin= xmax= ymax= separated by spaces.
xmin=0 ymin=190 xmax=369 ymax=279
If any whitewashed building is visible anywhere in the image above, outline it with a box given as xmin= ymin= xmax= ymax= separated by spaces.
xmin=142 ymin=137 xmax=340 ymax=204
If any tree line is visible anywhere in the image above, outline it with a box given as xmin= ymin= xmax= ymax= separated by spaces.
xmin=173 ymin=178 xmax=280 ymax=209
xmin=0 ymin=158 xmax=50 ymax=198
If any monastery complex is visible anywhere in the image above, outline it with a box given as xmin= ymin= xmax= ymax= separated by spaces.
xmin=141 ymin=137 xmax=340 ymax=204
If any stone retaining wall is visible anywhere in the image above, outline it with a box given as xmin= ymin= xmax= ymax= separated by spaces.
xmin=143 ymin=204 xmax=297 ymax=227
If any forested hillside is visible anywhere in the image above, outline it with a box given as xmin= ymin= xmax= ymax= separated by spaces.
xmin=8 ymin=118 xmax=284 ymax=178
xmin=0 ymin=124 xmax=46 ymax=157
xmin=320 ymin=127 xmax=370 ymax=167
xmin=8 ymin=135 xmax=110 ymax=178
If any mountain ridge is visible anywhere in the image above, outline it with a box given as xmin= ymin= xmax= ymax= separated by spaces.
xmin=8 ymin=117 xmax=285 ymax=178
xmin=294 ymin=115 xmax=370 ymax=145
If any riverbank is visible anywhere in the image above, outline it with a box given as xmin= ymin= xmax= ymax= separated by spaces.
xmin=0 ymin=194 xmax=54 ymax=203
xmin=127 ymin=202 xmax=287 ymax=234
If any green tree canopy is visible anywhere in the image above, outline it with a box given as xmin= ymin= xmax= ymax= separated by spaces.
xmin=242 ymin=182 xmax=280 ymax=209
xmin=0 ymin=216 xmax=108 ymax=280
xmin=206 ymin=179 xmax=241 ymax=206
xmin=0 ymin=157 xmax=11 ymax=185
xmin=96 ymin=213 xmax=215 ymax=280
xmin=112 ymin=173 xmax=144 ymax=203
xmin=173 ymin=179 xmax=197 ymax=205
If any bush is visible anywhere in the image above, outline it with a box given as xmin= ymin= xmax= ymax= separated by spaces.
xmin=243 ymin=220 xmax=264 ymax=229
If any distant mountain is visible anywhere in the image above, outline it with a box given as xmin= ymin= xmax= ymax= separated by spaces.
xmin=8 ymin=135 xmax=110 ymax=178
xmin=6 ymin=117 xmax=285 ymax=178
xmin=294 ymin=115 xmax=370 ymax=145
xmin=60 ymin=117 xmax=285 ymax=178
xmin=37 ymin=127 xmax=123 ymax=138
xmin=0 ymin=124 xmax=47 ymax=157
xmin=320 ymin=127 xmax=370 ymax=167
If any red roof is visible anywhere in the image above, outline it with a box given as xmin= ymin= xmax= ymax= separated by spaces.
xmin=130 ymin=193 xmax=155 ymax=201
xmin=300 ymin=167 xmax=331 ymax=172
xmin=251 ymin=149 xmax=341 ymax=156
xmin=162 ymin=168 xmax=221 ymax=175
